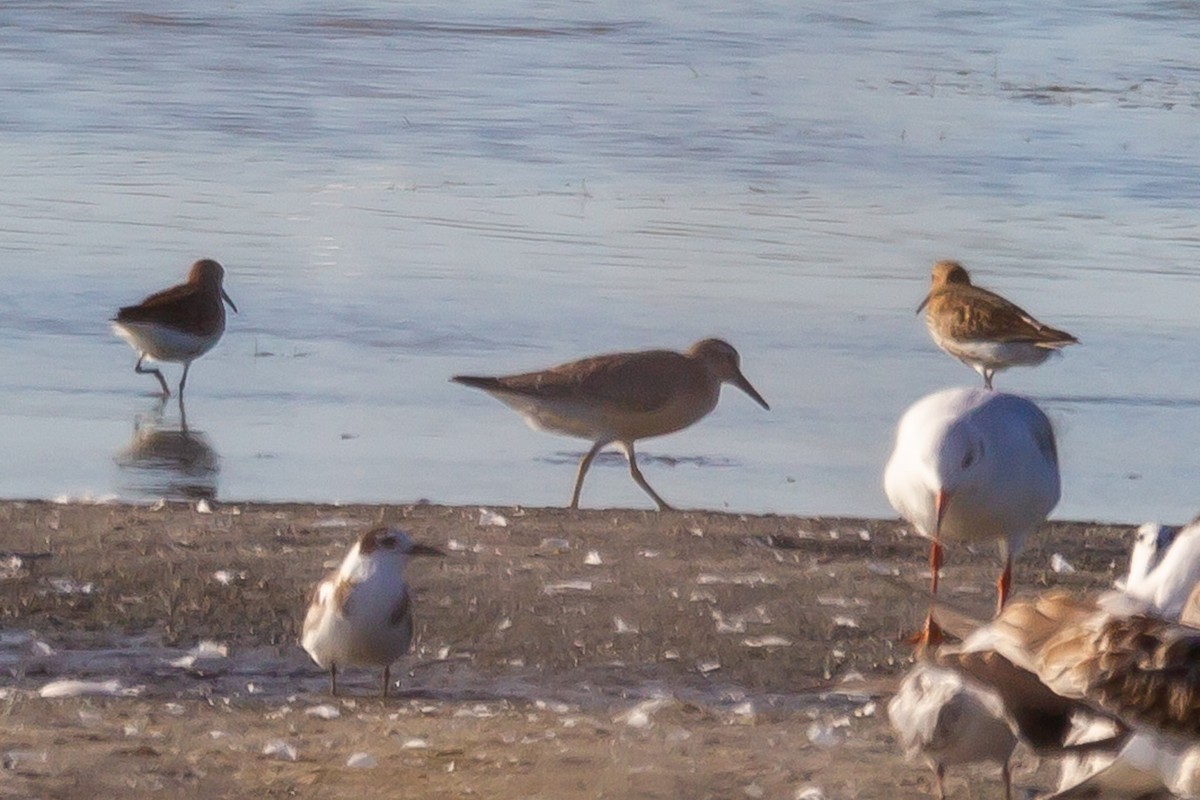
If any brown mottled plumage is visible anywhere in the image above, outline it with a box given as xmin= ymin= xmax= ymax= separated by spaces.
xmin=941 ymin=590 xmax=1200 ymax=740
xmin=452 ymin=338 xmax=769 ymax=511
xmin=918 ymin=260 xmax=1078 ymax=388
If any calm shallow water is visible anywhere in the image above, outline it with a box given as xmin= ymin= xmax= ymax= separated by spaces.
xmin=2 ymin=1 xmax=1200 ymax=521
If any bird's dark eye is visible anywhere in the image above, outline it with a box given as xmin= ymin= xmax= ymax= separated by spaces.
xmin=380 ymin=535 xmax=395 ymax=547
xmin=961 ymin=450 xmax=975 ymax=469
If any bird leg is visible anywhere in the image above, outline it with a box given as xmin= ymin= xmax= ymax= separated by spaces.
xmin=995 ymin=556 xmax=1013 ymax=617
xmin=929 ymin=539 xmax=943 ymax=595
xmin=983 ymin=368 xmax=995 ymax=390
xmin=329 ymin=663 xmax=338 ymax=696
xmin=912 ymin=540 xmax=946 ymax=649
xmin=382 ymin=665 xmax=390 ymax=698
xmin=135 ymin=354 xmax=170 ymax=397
xmin=178 ymin=361 xmax=191 ymax=399
xmin=1001 ymin=759 xmax=1012 ymax=800
xmin=618 ymin=441 xmax=673 ymax=511
xmin=570 ymin=440 xmax=609 ymax=509
xmin=934 ymin=763 xmax=946 ymax=800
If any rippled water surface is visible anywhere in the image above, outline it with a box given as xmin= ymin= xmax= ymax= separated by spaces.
xmin=3 ymin=1 xmax=1200 ymax=521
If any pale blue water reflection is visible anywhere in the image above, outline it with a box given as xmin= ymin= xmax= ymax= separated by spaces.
xmin=1 ymin=2 xmax=1199 ymax=520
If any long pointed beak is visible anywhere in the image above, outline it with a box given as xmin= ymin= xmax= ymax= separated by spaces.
xmin=934 ymin=488 xmax=950 ymax=538
xmin=222 ymin=288 xmax=238 ymax=314
xmin=916 ymin=293 xmax=931 ymax=314
xmin=407 ymin=543 xmax=445 ymax=558
xmin=731 ymin=371 xmax=770 ymax=410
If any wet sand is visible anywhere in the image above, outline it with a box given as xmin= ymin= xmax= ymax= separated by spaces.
xmin=0 ymin=501 xmax=1136 ymax=798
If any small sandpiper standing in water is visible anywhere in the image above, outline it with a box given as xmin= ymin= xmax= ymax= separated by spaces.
xmin=301 ymin=526 xmax=444 ymax=697
xmin=112 ymin=259 xmax=237 ymax=399
xmin=917 ymin=260 xmax=1077 ymax=388
xmin=452 ymin=338 xmax=769 ymax=511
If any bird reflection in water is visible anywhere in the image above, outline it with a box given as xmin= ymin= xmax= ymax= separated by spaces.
xmin=115 ymin=398 xmax=219 ymax=501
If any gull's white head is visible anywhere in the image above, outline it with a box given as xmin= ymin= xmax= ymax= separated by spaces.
xmin=928 ymin=419 xmax=990 ymax=536
xmin=1121 ymin=518 xmax=1200 ymax=618
xmin=1123 ymin=522 xmax=1180 ymax=592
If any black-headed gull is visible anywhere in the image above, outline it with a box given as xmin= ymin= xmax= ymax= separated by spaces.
xmin=885 ymin=386 xmax=1060 ymax=645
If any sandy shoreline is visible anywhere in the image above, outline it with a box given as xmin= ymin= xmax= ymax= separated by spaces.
xmin=0 ymin=500 xmax=1138 ymax=798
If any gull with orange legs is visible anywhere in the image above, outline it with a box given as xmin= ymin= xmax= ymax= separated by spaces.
xmin=452 ymin=338 xmax=769 ymax=511
xmin=884 ymin=386 xmax=1060 ymax=646
xmin=301 ymin=526 xmax=444 ymax=697
xmin=112 ymin=258 xmax=237 ymax=399
xmin=918 ymin=260 xmax=1078 ymax=388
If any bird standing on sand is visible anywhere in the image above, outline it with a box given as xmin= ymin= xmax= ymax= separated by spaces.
xmin=451 ymin=338 xmax=769 ymax=511
xmin=301 ymin=526 xmax=444 ymax=697
xmin=887 ymin=663 xmax=1016 ymax=800
xmin=917 ymin=260 xmax=1078 ymax=388
xmin=884 ymin=386 xmax=1060 ymax=646
xmin=112 ymin=259 xmax=238 ymax=399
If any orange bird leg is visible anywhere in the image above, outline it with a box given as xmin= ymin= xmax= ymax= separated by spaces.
xmin=995 ymin=555 xmax=1012 ymax=617
xmin=919 ymin=540 xmax=945 ymax=647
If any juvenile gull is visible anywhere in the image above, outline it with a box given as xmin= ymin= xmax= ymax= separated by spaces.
xmin=301 ymin=526 xmax=443 ymax=696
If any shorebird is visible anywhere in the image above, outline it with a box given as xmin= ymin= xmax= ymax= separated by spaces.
xmin=451 ymin=338 xmax=769 ymax=511
xmin=884 ymin=386 xmax=1060 ymax=646
xmin=887 ymin=663 xmax=1016 ymax=800
xmin=917 ymin=260 xmax=1078 ymax=389
xmin=112 ymin=259 xmax=237 ymax=399
xmin=301 ymin=526 xmax=444 ymax=697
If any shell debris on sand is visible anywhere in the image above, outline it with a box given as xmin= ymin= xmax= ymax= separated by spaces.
xmin=0 ymin=502 xmax=1143 ymax=797
xmin=39 ymin=679 xmax=142 ymax=698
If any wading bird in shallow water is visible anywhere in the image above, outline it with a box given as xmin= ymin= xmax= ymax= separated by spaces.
xmin=917 ymin=260 xmax=1078 ymax=388
xmin=111 ymin=258 xmax=237 ymax=399
xmin=301 ymin=526 xmax=444 ymax=697
xmin=451 ymin=338 xmax=769 ymax=511
xmin=884 ymin=386 xmax=1060 ymax=647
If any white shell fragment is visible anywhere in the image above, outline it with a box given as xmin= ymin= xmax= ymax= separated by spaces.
xmin=477 ymin=508 xmax=508 ymax=527
xmin=305 ymin=704 xmax=341 ymax=720
xmin=1051 ymin=553 xmax=1077 ymax=573
xmin=39 ymin=679 xmax=141 ymax=698
xmin=742 ymin=635 xmax=792 ymax=648
xmin=262 ymin=740 xmax=299 ymax=761
xmin=542 ymin=580 xmax=593 ymax=594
